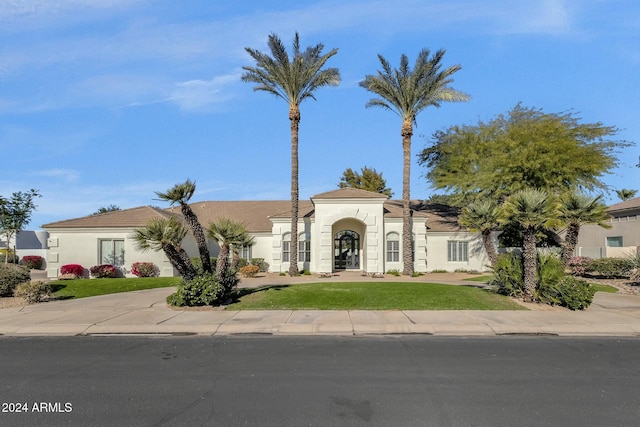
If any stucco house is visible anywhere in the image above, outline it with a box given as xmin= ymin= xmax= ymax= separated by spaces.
xmin=42 ymin=188 xmax=491 ymax=278
xmin=576 ymin=196 xmax=640 ymax=259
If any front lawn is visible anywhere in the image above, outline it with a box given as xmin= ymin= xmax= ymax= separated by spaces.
xmin=229 ymin=282 xmax=527 ymax=310
xmin=51 ymin=277 xmax=181 ymax=299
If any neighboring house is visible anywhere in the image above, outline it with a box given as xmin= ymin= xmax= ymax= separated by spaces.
xmin=42 ymin=188 xmax=490 ymax=278
xmin=1 ymin=230 xmax=49 ymax=266
xmin=576 ymin=196 xmax=640 ymax=258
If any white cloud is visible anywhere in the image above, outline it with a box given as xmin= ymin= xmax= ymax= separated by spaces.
xmin=168 ymin=73 xmax=241 ymax=112
xmin=33 ymin=169 xmax=80 ymax=183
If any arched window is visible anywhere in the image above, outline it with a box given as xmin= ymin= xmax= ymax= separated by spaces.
xmin=386 ymin=232 xmax=400 ymax=262
xmin=282 ymin=233 xmax=291 ymax=262
xmin=298 ymin=233 xmax=311 ymax=262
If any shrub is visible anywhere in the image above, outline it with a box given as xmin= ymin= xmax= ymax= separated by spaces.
xmin=431 ymin=269 xmax=448 ymax=273
xmin=131 ymin=262 xmax=159 ymax=277
xmin=60 ymin=264 xmax=84 ymax=278
xmin=237 ymin=258 xmax=249 ymax=269
xmin=587 ymin=257 xmax=634 ymax=278
xmin=566 ymin=256 xmax=592 ymax=276
xmin=90 ymin=264 xmax=117 ymax=278
xmin=251 ymin=258 xmax=269 ymax=272
xmin=190 ymin=257 xmax=217 ymax=274
xmin=490 ymin=252 xmax=525 ymax=297
xmin=21 ymin=255 xmax=44 ymax=270
xmin=279 ymin=272 xmax=286 ymax=276
xmin=0 ymin=251 xmax=19 ymax=264
xmin=166 ymin=273 xmax=226 ymax=307
xmin=239 ymin=265 xmax=260 ymax=278
xmin=536 ymin=276 xmax=595 ymax=310
xmin=386 ymin=269 xmax=401 ymax=276
xmin=412 ymin=271 xmax=423 ymax=277
xmin=0 ymin=264 xmax=31 ymax=296
xmin=14 ymin=281 xmax=52 ymax=304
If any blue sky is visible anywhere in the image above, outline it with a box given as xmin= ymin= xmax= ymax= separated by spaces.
xmin=1 ymin=0 xmax=638 ymax=230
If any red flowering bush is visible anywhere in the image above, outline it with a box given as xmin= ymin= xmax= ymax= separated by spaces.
xmin=131 ymin=262 xmax=159 ymax=277
xmin=567 ymin=256 xmax=592 ymax=276
xmin=90 ymin=264 xmax=117 ymax=278
xmin=22 ymin=255 xmax=44 ymax=270
xmin=60 ymin=264 xmax=84 ymax=278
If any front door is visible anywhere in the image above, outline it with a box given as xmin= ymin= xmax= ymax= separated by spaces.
xmin=334 ymin=230 xmax=360 ymax=270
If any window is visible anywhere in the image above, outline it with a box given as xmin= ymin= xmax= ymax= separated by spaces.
xmin=447 ymin=241 xmax=468 ymax=262
xmin=240 ymin=244 xmax=252 ymax=261
xmin=386 ymin=232 xmax=400 ymax=262
xmin=298 ymin=233 xmax=311 ymax=262
xmin=606 ymin=236 xmax=623 ymax=247
xmin=100 ymin=239 xmax=125 ymax=266
xmin=282 ymin=233 xmax=291 ymax=262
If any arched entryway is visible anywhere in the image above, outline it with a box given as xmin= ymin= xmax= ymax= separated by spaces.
xmin=334 ymin=230 xmax=360 ymax=270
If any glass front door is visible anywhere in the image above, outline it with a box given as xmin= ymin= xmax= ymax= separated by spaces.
xmin=334 ymin=230 xmax=360 ymax=270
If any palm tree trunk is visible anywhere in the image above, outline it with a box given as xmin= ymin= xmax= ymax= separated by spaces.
xmin=482 ymin=230 xmax=498 ymax=267
xmin=401 ymin=119 xmax=414 ymax=276
xmin=522 ymin=229 xmax=537 ymax=302
xmin=216 ymin=243 xmax=230 ymax=280
xmin=288 ymin=105 xmax=300 ymax=276
xmin=163 ymin=244 xmax=196 ymax=281
xmin=561 ymin=222 xmax=580 ymax=266
xmin=181 ymin=205 xmax=212 ymax=274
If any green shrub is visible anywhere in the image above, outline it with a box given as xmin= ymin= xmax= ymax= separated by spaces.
xmin=0 ymin=252 xmax=19 ymax=264
xmin=237 ymin=258 xmax=249 ymax=269
xmin=490 ymin=253 xmax=525 ymax=297
xmin=251 ymin=258 xmax=269 ymax=272
xmin=22 ymin=255 xmax=44 ymax=270
xmin=239 ymin=265 xmax=260 ymax=278
xmin=431 ymin=269 xmax=448 ymax=273
xmin=0 ymin=264 xmax=31 ymax=296
xmin=386 ymin=269 xmax=401 ymax=276
xmin=536 ymin=276 xmax=595 ymax=310
xmin=190 ymin=257 xmax=217 ymax=274
xmin=587 ymin=257 xmax=634 ymax=278
xmin=166 ymin=273 xmax=226 ymax=307
xmin=412 ymin=271 xmax=423 ymax=277
xmin=14 ymin=281 xmax=52 ymax=304
xmin=279 ymin=272 xmax=286 ymax=276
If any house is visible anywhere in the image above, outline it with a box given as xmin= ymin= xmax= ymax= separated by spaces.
xmin=576 ymin=196 xmax=640 ymax=258
xmin=42 ymin=188 xmax=490 ymax=278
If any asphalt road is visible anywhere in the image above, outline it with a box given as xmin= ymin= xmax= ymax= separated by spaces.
xmin=0 ymin=335 xmax=639 ymax=426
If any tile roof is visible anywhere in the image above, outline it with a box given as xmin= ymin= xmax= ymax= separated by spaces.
xmin=607 ymin=196 xmax=640 ymax=213
xmin=42 ymin=206 xmax=172 ymax=228
xmin=312 ymin=188 xmax=389 ymax=199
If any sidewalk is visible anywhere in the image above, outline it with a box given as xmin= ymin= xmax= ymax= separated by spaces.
xmin=2 ymin=272 xmax=640 ymax=337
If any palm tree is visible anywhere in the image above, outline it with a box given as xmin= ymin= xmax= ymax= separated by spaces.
xmin=231 ymin=234 xmax=256 ymax=271
xmin=459 ymin=200 xmax=500 ymax=267
xmin=558 ymin=192 xmax=611 ymax=265
xmin=155 ymin=180 xmax=212 ymax=274
xmin=501 ymin=189 xmax=559 ymax=302
xmin=207 ymin=218 xmax=250 ymax=280
xmin=242 ymin=32 xmax=340 ymax=276
xmin=615 ymin=188 xmax=637 ymax=201
xmin=360 ymin=49 xmax=469 ymax=275
xmin=133 ymin=217 xmax=197 ymax=281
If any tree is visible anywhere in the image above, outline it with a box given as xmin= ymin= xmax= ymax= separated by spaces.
xmin=558 ymin=192 xmax=611 ymax=265
xmin=615 ymin=189 xmax=637 ymax=201
xmin=419 ymin=104 xmax=628 ymax=204
xmin=0 ymin=189 xmax=41 ymax=264
xmin=458 ymin=200 xmax=500 ymax=267
xmin=500 ymin=189 xmax=560 ymax=302
xmin=133 ymin=217 xmax=197 ymax=281
xmin=92 ymin=204 xmax=121 ymax=215
xmin=360 ymin=49 xmax=469 ymax=275
xmin=243 ymin=33 xmax=340 ymax=276
xmin=155 ymin=180 xmax=212 ymax=274
xmin=338 ymin=166 xmax=393 ymax=196
xmin=207 ymin=218 xmax=250 ymax=287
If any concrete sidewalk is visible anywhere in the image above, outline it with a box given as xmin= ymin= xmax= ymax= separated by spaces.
xmin=1 ymin=284 xmax=640 ymax=337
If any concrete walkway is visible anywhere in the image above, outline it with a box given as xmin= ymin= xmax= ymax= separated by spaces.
xmin=2 ymin=273 xmax=640 ymax=337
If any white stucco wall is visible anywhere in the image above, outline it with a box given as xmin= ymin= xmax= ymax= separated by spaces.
xmin=426 ymin=231 xmax=491 ymax=272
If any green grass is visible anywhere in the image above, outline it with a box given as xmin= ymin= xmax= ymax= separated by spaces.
xmin=229 ymin=282 xmax=527 ymax=310
xmin=463 ymin=275 xmax=493 ymax=283
xmin=50 ymin=277 xmax=181 ymax=299
xmin=590 ymin=283 xmax=618 ymax=293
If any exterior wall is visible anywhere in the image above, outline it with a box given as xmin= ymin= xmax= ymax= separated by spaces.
xmin=269 ymin=218 xmax=312 ymax=273
xmin=46 ymin=228 xmax=173 ymax=278
xmin=426 ymin=231 xmax=491 ymax=272
xmin=577 ymin=215 xmax=640 ymax=259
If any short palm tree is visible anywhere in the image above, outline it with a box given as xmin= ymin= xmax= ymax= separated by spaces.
xmin=133 ymin=217 xmax=196 ymax=281
xmin=242 ymin=32 xmax=340 ymax=276
xmin=360 ymin=49 xmax=469 ymax=275
xmin=615 ymin=188 xmax=637 ymax=201
xmin=207 ymin=218 xmax=250 ymax=280
xmin=558 ymin=192 xmax=611 ymax=265
xmin=155 ymin=180 xmax=212 ymax=274
xmin=459 ymin=200 xmax=500 ymax=267
xmin=231 ymin=233 xmax=256 ymax=271
xmin=501 ymin=189 xmax=560 ymax=302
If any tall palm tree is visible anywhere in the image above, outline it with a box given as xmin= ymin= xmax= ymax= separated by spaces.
xmin=558 ymin=192 xmax=611 ymax=265
xmin=133 ymin=217 xmax=197 ymax=281
xmin=242 ymin=32 xmax=340 ymax=276
xmin=360 ymin=49 xmax=469 ymax=275
xmin=615 ymin=188 xmax=637 ymax=201
xmin=207 ymin=218 xmax=250 ymax=280
xmin=155 ymin=180 xmax=212 ymax=274
xmin=459 ymin=200 xmax=500 ymax=267
xmin=501 ymin=189 xmax=559 ymax=302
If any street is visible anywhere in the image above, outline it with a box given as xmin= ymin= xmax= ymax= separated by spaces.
xmin=1 ymin=336 xmax=639 ymax=426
